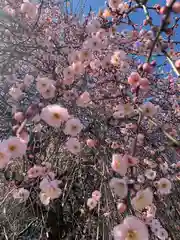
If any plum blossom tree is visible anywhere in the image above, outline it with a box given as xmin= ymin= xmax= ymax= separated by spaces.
xmin=0 ymin=0 xmax=179 ymax=239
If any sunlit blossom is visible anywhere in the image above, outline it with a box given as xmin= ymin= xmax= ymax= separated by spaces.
xmin=63 ymin=118 xmax=83 ymax=136
xmin=109 ymin=178 xmax=128 ymax=198
xmin=157 ymin=178 xmax=172 ymax=195
xmin=131 ymin=188 xmax=153 ymax=211
xmin=113 ymin=216 xmax=149 ymax=240
xmin=4 ymin=137 xmax=27 ymax=159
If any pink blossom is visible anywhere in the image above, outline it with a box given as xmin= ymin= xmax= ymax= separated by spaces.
xmin=109 ymin=178 xmax=128 ymax=198
xmin=68 ymin=51 xmax=80 ymax=64
xmin=66 ymin=138 xmax=81 ymax=154
xmin=13 ymin=188 xmax=30 ymax=203
xmin=63 ymin=66 xmax=75 ymax=79
xmin=72 ymin=61 xmax=84 ymax=75
xmin=139 ymin=78 xmax=150 ymax=90
xmin=41 ymin=84 xmax=56 ymax=99
xmin=83 ymin=37 xmax=102 ymax=50
xmin=9 ymin=87 xmax=23 ymax=100
xmin=36 ymin=77 xmax=55 ymax=94
xmin=131 ymin=188 xmax=153 ymax=211
xmin=117 ymin=202 xmax=127 ymax=213
xmin=4 ymin=137 xmax=27 ymax=159
xmin=108 ymin=0 xmax=123 ymax=10
xmin=86 ymin=139 xmax=97 ymax=147
xmin=157 ymin=178 xmax=171 ymax=195
xmin=23 ymin=74 xmax=33 ymax=87
xmin=27 ymin=165 xmax=44 ymax=178
xmin=128 ymin=72 xmax=141 ymax=87
xmin=21 ymin=1 xmax=37 ymax=19
xmin=19 ymin=130 xmax=29 ymax=144
xmin=79 ymin=50 xmax=92 ymax=62
xmin=90 ymin=59 xmax=101 ymax=70
xmin=40 ymin=105 xmax=69 ymax=127
xmin=86 ymin=19 xmax=101 ymax=33
xmin=87 ymin=197 xmax=97 ymax=210
xmin=113 ymin=216 xmax=149 ymax=240
xmin=64 ymin=118 xmax=83 ymax=136
xmin=63 ymin=77 xmax=75 ymax=86
xmin=92 ymin=190 xmax=101 ymax=201
xmin=0 ymin=144 xmax=10 ymax=169
xmin=76 ymin=91 xmax=91 ymax=107
xmin=39 ymin=178 xmax=62 ymax=204
xmin=141 ymin=102 xmax=157 ymax=117
xmin=111 ymin=154 xmax=128 ymax=176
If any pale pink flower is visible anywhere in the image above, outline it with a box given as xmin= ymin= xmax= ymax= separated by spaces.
xmin=120 ymin=61 xmax=130 ymax=72
xmin=117 ymin=202 xmax=127 ymax=213
xmin=19 ymin=130 xmax=29 ymax=144
xmin=21 ymin=1 xmax=37 ymax=19
xmin=72 ymin=61 xmax=84 ymax=75
xmin=41 ymin=84 xmax=56 ymax=99
xmin=86 ymin=139 xmax=97 ymax=147
xmin=64 ymin=118 xmax=83 ymax=136
xmin=157 ymin=178 xmax=171 ymax=195
xmin=39 ymin=178 xmax=62 ymax=203
xmin=86 ymin=19 xmax=101 ymax=33
xmin=131 ymin=188 xmax=153 ymax=211
xmin=76 ymin=91 xmax=91 ymax=107
xmin=68 ymin=51 xmax=80 ymax=64
xmin=63 ymin=66 xmax=74 ymax=79
xmin=145 ymin=169 xmax=156 ymax=180
xmin=92 ymin=190 xmax=101 ymax=201
xmin=109 ymin=178 xmax=128 ymax=198
xmin=63 ymin=77 xmax=75 ymax=86
xmin=113 ymin=103 xmax=134 ymax=118
xmin=113 ymin=216 xmax=149 ymax=240
xmin=84 ymin=37 xmax=102 ymax=50
xmin=0 ymin=144 xmax=10 ymax=169
xmin=90 ymin=59 xmax=101 ymax=70
xmin=36 ymin=77 xmax=55 ymax=94
xmin=79 ymin=50 xmax=92 ymax=62
xmin=39 ymin=192 xmax=50 ymax=205
xmin=141 ymin=102 xmax=157 ymax=117
xmin=128 ymin=72 xmax=141 ymax=87
xmin=4 ymin=137 xmax=27 ymax=159
xmin=27 ymin=165 xmax=44 ymax=178
xmin=139 ymin=78 xmax=150 ymax=90
xmin=101 ymin=55 xmax=112 ymax=69
xmin=111 ymin=154 xmax=128 ymax=176
xmin=96 ymin=28 xmax=107 ymax=40
xmin=87 ymin=197 xmax=97 ymax=210
xmin=13 ymin=188 xmax=30 ymax=203
xmin=9 ymin=87 xmax=23 ymax=101
xmin=23 ymin=74 xmax=33 ymax=87
xmin=40 ymin=105 xmax=69 ymax=127
xmin=66 ymin=138 xmax=81 ymax=154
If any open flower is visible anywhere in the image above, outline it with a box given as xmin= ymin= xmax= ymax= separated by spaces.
xmin=72 ymin=61 xmax=84 ymax=75
xmin=40 ymin=105 xmax=69 ymax=127
xmin=157 ymin=178 xmax=171 ymax=195
xmin=131 ymin=188 xmax=153 ymax=211
xmin=36 ymin=77 xmax=55 ymax=94
xmin=27 ymin=165 xmax=44 ymax=178
xmin=113 ymin=216 xmax=149 ymax=240
xmin=87 ymin=197 xmax=97 ymax=210
xmin=41 ymin=84 xmax=56 ymax=99
xmin=64 ymin=118 xmax=83 ymax=136
xmin=141 ymin=102 xmax=157 ymax=117
xmin=111 ymin=154 xmax=128 ymax=176
xmin=21 ymin=1 xmax=37 ymax=18
xmin=109 ymin=178 xmax=128 ymax=198
xmin=76 ymin=91 xmax=91 ymax=107
xmin=4 ymin=137 xmax=27 ymax=159
xmin=92 ymin=190 xmax=101 ymax=201
xmin=66 ymin=138 xmax=81 ymax=154
xmin=113 ymin=103 xmax=134 ymax=118
xmin=13 ymin=188 xmax=30 ymax=203
xmin=63 ymin=66 xmax=75 ymax=79
xmin=145 ymin=169 xmax=156 ymax=180
xmin=86 ymin=19 xmax=101 ymax=33
xmin=39 ymin=178 xmax=62 ymax=205
xmin=0 ymin=144 xmax=10 ymax=169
